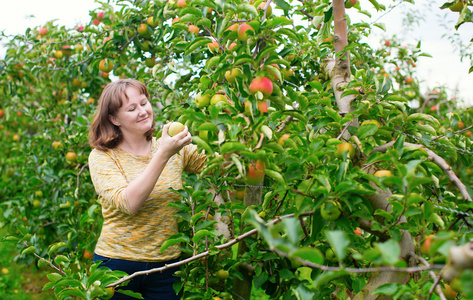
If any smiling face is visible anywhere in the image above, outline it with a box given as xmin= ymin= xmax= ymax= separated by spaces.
xmin=109 ymin=87 xmax=154 ymax=138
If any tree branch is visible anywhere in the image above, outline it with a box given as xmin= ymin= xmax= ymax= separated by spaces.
xmin=107 ymin=211 xmax=315 ymax=287
xmin=371 ymin=141 xmax=472 ymax=202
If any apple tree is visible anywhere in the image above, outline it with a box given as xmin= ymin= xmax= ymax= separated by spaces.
xmin=1 ymin=0 xmax=473 ymax=299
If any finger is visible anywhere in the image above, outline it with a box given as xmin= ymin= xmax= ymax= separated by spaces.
xmin=162 ymin=123 xmax=171 ymax=137
xmin=174 ymin=127 xmax=190 ymax=139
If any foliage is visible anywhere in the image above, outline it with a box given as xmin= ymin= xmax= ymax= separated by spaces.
xmin=1 ymin=0 xmax=473 ymax=299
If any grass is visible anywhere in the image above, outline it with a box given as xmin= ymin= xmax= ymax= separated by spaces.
xmin=0 ymin=230 xmax=55 ymax=300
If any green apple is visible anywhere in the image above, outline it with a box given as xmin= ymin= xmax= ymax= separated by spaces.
xmin=195 ymin=92 xmax=211 ymax=108
xmin=168 ymin=122 xmax=185 ymax=137
xmin=321 ymin=200 xmax=341 ymax=221
xmin=211 ymin=94 xmax=227 ymax=105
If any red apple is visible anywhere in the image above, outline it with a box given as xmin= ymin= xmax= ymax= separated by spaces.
xmin=405 ymin=77 xmax=414 ymax=84
xmin=237 ymin=23 xmax=254 ymax=42
xmin=99 ymin=59 xmax=114 ymax=73
xmin=345 ymin=0 xmax=357 ymax=8
xmin=207 ymin=39 xmax=219 ymax=52
xmin=278 ymin=134 xmax=290 ymax=146
xmin=188 ymin=25 xmax=199 ymax=34
xmin=257 ymin=102 xmax=268 ymax=114
xmin=249 ymin=77 xmax=273 ymax=98
xmin=97 ymin=12 xmax=105 ymax=20
xmin=137 ymin=23 xmax=151 ymax=38
xmin=177 ymin=0 xmax=188 ymax=7
xmin=147 ymin=16 xmax=159 ymax=28
xmin=92 ymin=19 xmax=100 ymax=25
xmin=246 ymin=159 xmax=265 ymax=185
xmin=226 ymin=24 xmax=239 ymax=32
xmin=257 ymin=2 xmax=272 ymax=17
xmin=38 ymin=27 xmax=48 ymax=35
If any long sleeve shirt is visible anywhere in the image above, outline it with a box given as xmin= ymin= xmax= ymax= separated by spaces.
xmin=88 ymin=137 xmax=206 ymax=262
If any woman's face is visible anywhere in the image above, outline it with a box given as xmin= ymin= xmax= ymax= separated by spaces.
xmin=109 ymin=87 xmax=154 ymax=137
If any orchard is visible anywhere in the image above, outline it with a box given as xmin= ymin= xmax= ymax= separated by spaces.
xmin=1 ymin=0 xmax=473 ymax=299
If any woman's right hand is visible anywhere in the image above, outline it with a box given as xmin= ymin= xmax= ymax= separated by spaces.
xmin=158 ymin=123 xmax=192 ymax=159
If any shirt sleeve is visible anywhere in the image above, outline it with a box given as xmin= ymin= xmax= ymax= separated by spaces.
xmin=88 ymin=149 xmax=132 ymax=214
xmin=181 ymin=144 xmax=207 ymax=174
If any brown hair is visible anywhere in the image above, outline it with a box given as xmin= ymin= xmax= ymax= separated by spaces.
xmin=88 ymin=79 xmax=156 ymax=150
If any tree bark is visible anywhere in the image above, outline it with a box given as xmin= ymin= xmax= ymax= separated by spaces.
xmin=231 ymin=179 xmax=264 ymax=299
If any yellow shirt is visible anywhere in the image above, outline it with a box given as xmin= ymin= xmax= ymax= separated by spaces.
xmin=88 ymin=137 xmax=206 ymax=262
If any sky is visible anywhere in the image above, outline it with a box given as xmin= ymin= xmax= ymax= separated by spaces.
xmin=0 ymin=0 xmax=472 ymax=106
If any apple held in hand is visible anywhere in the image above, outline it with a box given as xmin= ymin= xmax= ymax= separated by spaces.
xmin=168 ymin=122 xmax=185 ymax=137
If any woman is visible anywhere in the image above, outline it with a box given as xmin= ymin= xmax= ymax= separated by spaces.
xmin=88 ymin=79 xmax=206 ymax=299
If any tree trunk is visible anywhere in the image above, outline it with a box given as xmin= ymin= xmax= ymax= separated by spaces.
xmin=231 ymin=179 xmax=263 ymax=299
xmin=329 ymin=0 xmax=417 ymax=298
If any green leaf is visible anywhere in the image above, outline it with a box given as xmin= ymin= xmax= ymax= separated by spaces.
xmin=220 ymin=142 xmax=247 ymax=154
xmin=54 ymin=278 xmax=83 ymax=288
xmin=273 ymin=0 xmax=291 ymax=10
xmin=197 ymin=122 xmax=219 ymax=132
xmin=236 ymin=3 xmax=258 ymax=16
xmin=192 ymin=136 xmax=213 ymax=154
xmin=179 ymin=7 xmax=203 ymax=17
xmin=277 ymin=28 xmax=300 ymax=42
xmin=191 ymin=0 xmax=215 ymax=7
xmin=116 ymin=289 xmax=145 ymax=299
xmin=192 ymin=229 xmax=216 ymax=243
xmin=267 ymin=17 xmax=293 ymax=28
xmin=264 ymin=169 xmax=287 ymax=187
xmin=376 ymin=240 xmax=401 ymax=265
xmin=54 ymin=255 xmax=69 ymax=266
xmin=48 ymin=242 xmax=67 ymax=256
xmin=179 ymin=14 xmax=198 ymax=24
xmin=373 ymin=283 xmax=399 ymax=295
xmin=1 ymin=235 xmax=19 ymax=243
xmin=47 ymin=272 xmax=63 ymax=283
xmin=357 ymin=123 xmax=379 ymax=139
xmin=264 ymin=142 xmax=284 ymax=153
xmin=325 ymin=230 xmax=350 ymax=261
xmin=184 ymin=38 xmax=213 ymax=55
xmin=21 ymin=246 xmax=36 ymax=255
xmin=290 ymin=247 xmax=324 ymax=265
xmin=57 ymin=288 xmax=87 ymax=299
xmin=160 ymin=233 xmax=190 ymax=253
xmin=406 ymin=113 xmax=440 ymax=129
